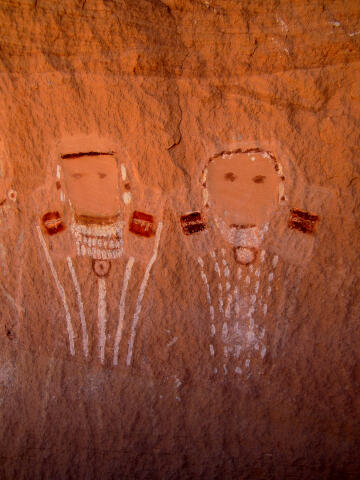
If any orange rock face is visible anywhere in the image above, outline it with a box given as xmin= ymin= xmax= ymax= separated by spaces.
xmin=0 ymin=1 xmax=359 ymax=479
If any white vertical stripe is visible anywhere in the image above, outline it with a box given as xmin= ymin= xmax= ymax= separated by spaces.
xmin=234 ymin=286 xmax=240 ymax=317
xmin=218 ymin=283 xmax=224 ymax=313
xmin=67 ymin=257 xmax=88 ymax=358
xmin=202 ymin=188 xmax=209 ymax=205
xmin=225 ymin=293 xmax=233 ymax=319
xmin=222 ymin=249 xmax=230 ymax=279
xmin=36 ymin=226 xmax=75 ymax=356
xmin=120 ymin=163 xmax=127 ymax=181
xmin=222 ymin=322 xmax=228 ymax=339
xmin=113 ymin=256 xmax=135 ymax=365
xmin=214 ymin=262 xmax=221 ymax=276
xmin=126 ymin=222 xmax=163 ymax=366
xmin=201 ymin=270 xmax=212 ymax=304
xmin=198 ymin=257 xmax=216 ymax=352
xmin=272 ymin=255 xmax=279 ymax=268
xmin=123 ymin=192 xmax=132 ymax=205
xmin=212 ymin=251 xmax=224 ymax=314
xmin=98 ymin=277 xmax=107 ymax=364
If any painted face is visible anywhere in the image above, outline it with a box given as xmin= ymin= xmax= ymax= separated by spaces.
xmin=206 ymin=151 xmax=281 ymax=227
xmin=61 ymin=154 xmax=120 ymax=219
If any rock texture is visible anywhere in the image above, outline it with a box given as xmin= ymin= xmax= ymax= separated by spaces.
xmin=0 ymin=1 xmax=359 ymax=479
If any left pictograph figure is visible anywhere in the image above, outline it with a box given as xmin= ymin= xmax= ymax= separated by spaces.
xmin=35 ymin=139 xmax=163 ymax=366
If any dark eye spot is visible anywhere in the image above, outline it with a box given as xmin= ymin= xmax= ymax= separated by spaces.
xmin=225 ymin=172 xmax=236 ymax=182
xmin=98 ymin=172 xmax=107 ymax=179
xmin=253 ymin=175 xmax=266 ymax=183
xmin=72 ymin=173 xmax=83 ymax=179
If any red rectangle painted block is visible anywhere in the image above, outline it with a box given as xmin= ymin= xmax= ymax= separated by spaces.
xmin=180 ymin=212 xmax=207 ymax=235
xmin=129 ymin=211 xmax=156 ymax=238
xmin=288 ymin=208 xmax=319 ymax=234
xmin=42 ymin=211 xmax=66 ymax=235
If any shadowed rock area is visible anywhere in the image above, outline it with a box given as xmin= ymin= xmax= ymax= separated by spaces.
xmin=0 ymin=1 xmax=359 ymax=479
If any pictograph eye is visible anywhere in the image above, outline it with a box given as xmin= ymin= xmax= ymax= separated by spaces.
xmin=224 ymin=172 xmax=236 ymax=182
xmin=252 ymin=175 xmax=266 ymax=183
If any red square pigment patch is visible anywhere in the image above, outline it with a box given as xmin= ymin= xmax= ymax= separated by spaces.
xmin=288 ymin=208 xmax=319 ymax=234
xmin=41 ymin=211 xmax=66 ymax=235
xmin=129 ymin=211 xmax=156 ymax=238
xmin=180 ymin=212 xmax=207 ymax=235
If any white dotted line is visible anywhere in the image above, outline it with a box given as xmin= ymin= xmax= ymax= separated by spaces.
xmin=211 ymin=250 xmax=224 ymax=314
xmin=198 ymin=257 xmax=216 ymax=358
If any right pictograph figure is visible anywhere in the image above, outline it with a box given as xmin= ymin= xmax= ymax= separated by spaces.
xmin=180 ymin=147 xmax=321 ymax=378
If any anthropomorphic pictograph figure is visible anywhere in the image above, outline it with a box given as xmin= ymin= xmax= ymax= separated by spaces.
xmin=34 ymin=136 xmax=163 ymax=367
xmin=179 ymin=147 xmax=321 ymax=378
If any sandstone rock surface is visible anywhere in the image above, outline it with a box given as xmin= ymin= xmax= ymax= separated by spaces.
xmin=0 ymin=1 xmax=359 ymax=479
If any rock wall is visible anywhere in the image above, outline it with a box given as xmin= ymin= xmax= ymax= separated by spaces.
xmin=0 ymin=1 xmax=359 ymax=478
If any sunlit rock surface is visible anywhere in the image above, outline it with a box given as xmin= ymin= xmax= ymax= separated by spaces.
xmin=0 ymin=1 xmax=359 ymax=478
